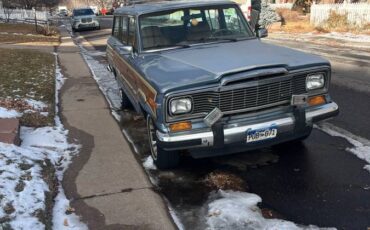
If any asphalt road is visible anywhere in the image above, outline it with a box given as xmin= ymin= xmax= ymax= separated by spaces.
xmin=72 ymin=18 xmax=370 ymax=230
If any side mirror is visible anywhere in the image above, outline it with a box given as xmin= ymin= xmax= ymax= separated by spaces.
xmin=257 ymin=28 xmax=268 ymax=38
xmin=119 ymin=45 xmax=133 ymax=55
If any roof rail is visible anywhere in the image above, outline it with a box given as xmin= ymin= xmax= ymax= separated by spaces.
xmin=127 ymin=0 xmax=171 ymax=5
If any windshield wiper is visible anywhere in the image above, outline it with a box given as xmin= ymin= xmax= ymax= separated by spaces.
xmin=146 ymin=44 xmax=191 ymax=51
xmin=208 ymin=37 xmax=254 ymax=42
xmin=191 ymin=37 xmax=250 ymax=45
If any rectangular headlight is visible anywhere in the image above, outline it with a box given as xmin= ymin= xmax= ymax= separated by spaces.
xmin=306 ymin=73 xmax=325 ymax=90
xmin=170 ymin=98 xmax=192 ymax=115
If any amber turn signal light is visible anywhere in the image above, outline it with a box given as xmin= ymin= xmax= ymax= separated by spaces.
xmin=308 ymin=95 xmax=326 ymax=106
xmin=169 ymin=121 xmax=192 ymax=132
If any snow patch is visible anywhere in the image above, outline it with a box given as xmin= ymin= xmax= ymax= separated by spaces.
xmin=316 ymin=123 xmax=370 ymax=172
xmin=206 ymin=190 xmax=334 ymax=230
xmin=320 ymin=32 xmax=370 ymax=43
xmin=25 ymin=99 xmax=48 ymax=111
xmin=52 ymin=187 xmax=88 ymax=230
xmin=78 ymin=45 xmax=122 ymax=110
xmin=0 ymin=107 xmax=21 ymax=118
xmin=143 ymin=156 xmax=157 ymax=170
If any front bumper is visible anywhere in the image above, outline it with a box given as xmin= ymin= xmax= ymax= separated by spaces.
xmin=156 ymin=102 xmax=339 ymax=155
xmin=72 ymin=21 xmax=99 ymax=29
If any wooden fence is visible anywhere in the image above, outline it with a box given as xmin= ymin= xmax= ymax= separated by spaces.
xmin=310 ymin=3 xmax=370 ymax=27
xmin=270 ymin=3 xmax=293 ymax=9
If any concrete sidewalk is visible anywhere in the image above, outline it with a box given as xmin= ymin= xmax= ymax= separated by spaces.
xmin=57 ymin=27 xmax=175 ymax=230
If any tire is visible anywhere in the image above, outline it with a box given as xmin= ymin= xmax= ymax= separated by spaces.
xmin=96 ymin=26 xmax=101 ymax=30
xmin=119 ymin=88 xmax=132 ymax=109
xmin=147 ymin=116 xmax=180 ymax=169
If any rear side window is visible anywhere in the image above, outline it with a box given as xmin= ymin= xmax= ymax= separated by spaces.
xmin=113 ymin=16 xmax=120 ymax=38
xmin=112 ymin=16 xmax=129 ymax=44
xmin=128 ymin=17 xmax=137 ymax=49
xmin=121 ymin=17 xmax=129 ymax=44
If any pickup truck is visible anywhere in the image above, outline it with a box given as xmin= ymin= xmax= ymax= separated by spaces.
xmin=107 ymin=0 xmax=339 ymax=169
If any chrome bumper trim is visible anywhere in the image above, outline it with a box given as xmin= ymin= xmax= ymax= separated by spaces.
xmin=306 ymin=102 xmax=339 ymax=121
xmin=156 ymin=102 xmax=339 ymax=146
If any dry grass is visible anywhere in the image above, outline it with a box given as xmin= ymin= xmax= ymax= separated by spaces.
xmin=205 ymin=171 xmax=247 ymax=191
xmin=276 ymin=8 xmax=302 ymax=22
xmin=316 ymin=11 xmax=369 ymax=33
xmin=0 ymin=48 xmax=55 ymax=126
xmin=271 ymin=8 xmax=315 ymax=33
xmin=271 ymin=9 xmax=370 ymax=34
xmin=0 ymin=23 xmax=59 ymax=43
xmin=0 ymin=34 xmax=59 ymax=43
xmin=0 ymin=23 xmax=39 ymax=34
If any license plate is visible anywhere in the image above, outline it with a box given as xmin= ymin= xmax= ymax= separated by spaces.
xmin=246 ymin=126 xmax=277 ymax=143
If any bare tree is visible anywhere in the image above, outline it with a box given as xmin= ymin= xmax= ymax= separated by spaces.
xmin=2 ymin=0 xmax=19 ymax=22
xmin=92 ymin=0 xmax=113 ymax=9
xmin=15 ymin=0 xmax=60 ymax=10
xmin=17 ymin=0 xmax=39 ymax=9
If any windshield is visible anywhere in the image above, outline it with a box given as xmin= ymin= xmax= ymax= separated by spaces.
xmin=139 ymin=4 xmax=254 ymax=51
xmin=73 ymin=8 xmax=94 ymax=16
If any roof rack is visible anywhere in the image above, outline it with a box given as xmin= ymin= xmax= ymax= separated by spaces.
xmin=127 ymin=0 xmax=171 ymax=5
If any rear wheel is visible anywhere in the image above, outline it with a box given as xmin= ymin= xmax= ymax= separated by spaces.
xmin=119 ymin=88 xmax=132 ymax=110
xmin=147 ymin=116 xmax=180 ymax=169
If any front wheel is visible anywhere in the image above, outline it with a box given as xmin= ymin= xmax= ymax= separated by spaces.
xmin=147 ymin=116 xmax=180 ymax=169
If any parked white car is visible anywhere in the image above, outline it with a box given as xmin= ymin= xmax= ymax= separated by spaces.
xmin=71 ymin=8 xmax=100 ymax=32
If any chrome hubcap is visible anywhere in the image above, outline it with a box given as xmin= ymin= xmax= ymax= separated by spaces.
xmin=147 ymin=118 xmax=158 ymax=160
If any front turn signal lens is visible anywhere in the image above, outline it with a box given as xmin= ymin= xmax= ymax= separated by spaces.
xmin=308 ymin=95 xmax=326 ymax=106
xmin=169 ymin=121 xmax=192 ymax=132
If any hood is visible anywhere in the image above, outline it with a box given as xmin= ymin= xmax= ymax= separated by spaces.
xmin=136 ymin=39 xmax=329 ymax=94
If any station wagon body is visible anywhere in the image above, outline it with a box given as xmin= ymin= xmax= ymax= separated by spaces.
xmin=107 ymin=0 xmax=339 ymax=169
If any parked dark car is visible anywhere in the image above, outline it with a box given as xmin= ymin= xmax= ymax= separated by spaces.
xmin=107 ymin=0 xmax=339 ymax=169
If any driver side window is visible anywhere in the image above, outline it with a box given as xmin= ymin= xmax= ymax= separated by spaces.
xmin=128 ymin=17 xmax=137 ymax=50
xmin=223 ymin=8 xmax=245 ymax=33
xmin=205 ymin=9 xmax=220 ymax=31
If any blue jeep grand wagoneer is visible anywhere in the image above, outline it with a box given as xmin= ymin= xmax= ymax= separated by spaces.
xmin=107 ymin=0 xmax=339 ymax=169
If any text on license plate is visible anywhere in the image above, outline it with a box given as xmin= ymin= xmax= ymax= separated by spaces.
xmin=246 ymin=127 xmax=277 ymax=143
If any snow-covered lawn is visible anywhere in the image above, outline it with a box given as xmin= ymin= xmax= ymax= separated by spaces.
xmin=0 ymin=55 xmax=86 ymax=229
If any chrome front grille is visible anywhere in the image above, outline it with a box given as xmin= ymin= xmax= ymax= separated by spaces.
xmin=81 ymin=18 xmax=92 ymax=23
xmin=191 ymin=75 xmax=307 ymax=115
